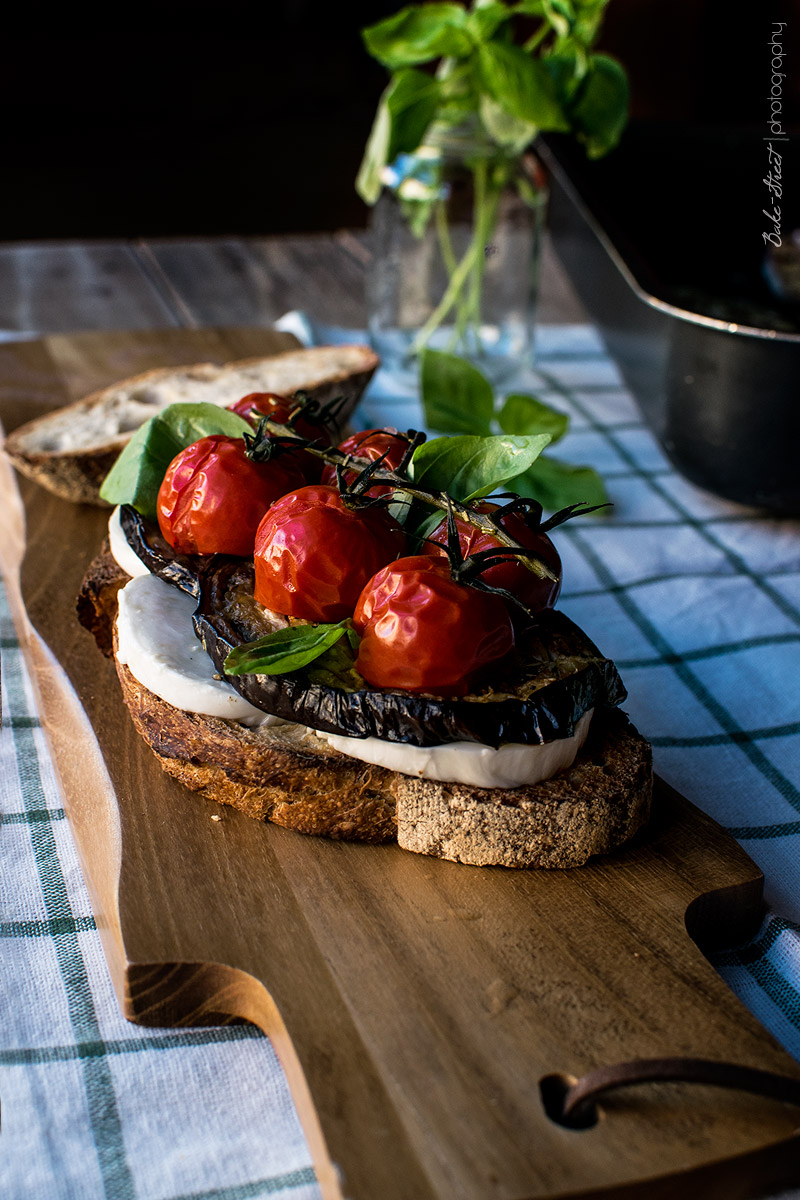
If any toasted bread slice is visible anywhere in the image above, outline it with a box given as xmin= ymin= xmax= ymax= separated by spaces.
xmin=78 ymin=551 xmax=653 ymax=867
xmin=395 ymin=709 xmax=652 ymax=867
xmin=8 ymin=343 xmax=379 ymax=504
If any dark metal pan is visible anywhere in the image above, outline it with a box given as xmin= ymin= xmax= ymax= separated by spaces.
xmin=540 ymin=126 xmax=800 ymax=512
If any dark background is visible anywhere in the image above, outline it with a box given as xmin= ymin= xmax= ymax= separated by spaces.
xmin=3 ymin=0 xmax=799 ymax=241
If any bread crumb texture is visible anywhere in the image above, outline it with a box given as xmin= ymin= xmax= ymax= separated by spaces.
xmin=395 ymin=708 xmax=652 ymax=868
xmin=116 ymin=658 xmax=397 ymax=842
xmin=118 ymin=645 xmax=650 ymax=865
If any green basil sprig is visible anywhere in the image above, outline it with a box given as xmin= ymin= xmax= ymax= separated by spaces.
xmin=99 ymin=403 xmax=251 ymax=522
xmin=420 ymin=348 xmax=608 ymax=509
xmin=306 ymin=636 xmax=366 ymax=692
xmin=357 ymin=1 xmax=629 ymax=207
xmin=224 ymin=621 xmax=360 ymax=679
xmin=410 ymin=431 xmax=551 ymax=502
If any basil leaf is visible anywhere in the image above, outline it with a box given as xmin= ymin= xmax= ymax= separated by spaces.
xmin=498 ymin=393 xmax=569 ymax=443
xmin=513 ymin=0 xmax=547 ymax=13
xmin=363 ymin=4 xmax=473 ymax=70
xmin=411 ymin=432 xmax=551 ymax=501
xmin=306 ymin=635 xmax=366 ymax=692
xmin=540 ymin=53 xmax=583 ymax=103
xmin=356 ymin=70 xmax=443 ymax=206
xmin=478 ymin=94 xmax=538 ymax=152
xmin=541 ymin=0 xmax=574 ymax=39
xmin=435 ymin=59 xmax=482 ymax=126
xmin=570 ymin=54 xmax=629 ymax=159
xmin=466 ymin=2 xmax=513 ymax=42
xmin=508 ymin=454 xmax=609 ymax=510
xmin=421 ymin=348 xmax=495 ymax=435
xmin=356 ymin=87 xmax=393 ymax=205
xmin=99 ymin=402 xmax=251 ymax=522
xmin=571 ymin=5 xmax=607 ymax=48
xmin=477 ymin=42 xmax=569 ymax=130
xmin=224 ymin=621 xmax=353 ymax=677
xmin=388 ymin=69 xmax=442 ymax=160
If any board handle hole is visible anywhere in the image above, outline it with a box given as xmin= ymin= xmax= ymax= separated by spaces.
xmin=540 ymin=1073 xmax=599 ymax=1130
xmin=542 ymin=1058 xmax=800 ymax=1132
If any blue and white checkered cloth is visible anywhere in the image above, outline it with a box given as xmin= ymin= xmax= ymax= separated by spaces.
xmin=2 ymin=323 xmax=800 ymax=1198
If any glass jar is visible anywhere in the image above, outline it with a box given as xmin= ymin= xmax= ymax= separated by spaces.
xmin=366 ymin=125 xmax=548 ymax=385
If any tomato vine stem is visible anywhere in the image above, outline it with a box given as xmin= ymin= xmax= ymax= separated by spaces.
xmin=247 ymin=413 xmax=560 ymax=584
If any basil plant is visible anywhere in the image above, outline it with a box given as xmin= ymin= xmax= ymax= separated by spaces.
xmin=357 ymin=1 xmax=628 ymax=364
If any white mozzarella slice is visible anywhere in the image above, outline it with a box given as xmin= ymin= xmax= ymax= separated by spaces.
xmin=111 ymin=538 xmax=592 ymax=788
xmin=115 ymin=574 xmax=279 ymax=725
xmin=315 ymin=709 xmax=593 ymax=789
xmin=108 ymin=506 xmax=150 ymax=578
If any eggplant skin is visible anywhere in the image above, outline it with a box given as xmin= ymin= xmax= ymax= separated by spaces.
xmin=195 ymin=563 xmax=627 ymax=750
xmin=121 ymin=507 xmax=627 ymax=749
xmin=121 ymin=506 xmax=203 ymax=598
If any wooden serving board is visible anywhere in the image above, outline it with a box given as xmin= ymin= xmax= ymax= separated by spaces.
xmin=2 ymin=329 xmax=800 ymax=1200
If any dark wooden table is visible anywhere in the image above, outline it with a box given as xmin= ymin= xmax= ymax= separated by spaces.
xmin=0 ymin=232 xmax=584 ymax=337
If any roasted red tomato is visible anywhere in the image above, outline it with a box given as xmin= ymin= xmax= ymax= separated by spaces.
xmin=353 ymin=556 xmax=514 ymax=695
xmin=423 ymin=502 xmax=562 ymax=618
xmin=228 ymin=391 xmax=331 ymax=440
xmin=254 ymin=484 xmax=407 ymax=622
xmin=157 ymin=435 xmax=305 ymax=556
xmin=228 ymin=392 xmax=331 ymax=480
xmin=320 ymin=428 xmax=410 ymax=496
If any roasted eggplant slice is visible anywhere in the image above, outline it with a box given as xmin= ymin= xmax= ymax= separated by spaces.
xmin=120 ymin=506 xmax=627 ymax=748
xmin=120 ymin=506 xmax=207 ymax=598
xmin=197 ymin=562 xmax=625 ymax=747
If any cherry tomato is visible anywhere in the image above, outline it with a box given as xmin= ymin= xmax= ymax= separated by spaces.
xmin=157 ymin=435 xmax=305 ymax=556
xmin=228 ymin=392 xmax=331 ymax=480
xmin=353 ymin=556 xmax=514 ymax=695
xmin=321 ymin=428 xmax=410 ymax=496
xmin=228 ymin=392 xmax=329 ymax=441
xmin=423 ymin=502 xmax=562 ymax=619
xmin=254 ymin=484 xmax=407 ymax=622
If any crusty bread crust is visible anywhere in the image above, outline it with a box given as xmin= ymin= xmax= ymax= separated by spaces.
xmin=8 ymin=344 xmax=379 ymax=505
xmin=75 ymin=540 xmax=130 ymax=655
xmin=395 ymin=708 xmax=652 ymax=867
xmin=116 ymin=655 xmax=398 ymax=841
xmin=116 ymin=646 xmax=650 ymax=863
xmin=79 ymin=550 xmax=653 ymax=866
